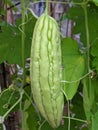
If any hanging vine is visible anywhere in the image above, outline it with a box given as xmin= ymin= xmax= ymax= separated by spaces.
xmin=0 ymin=0 xmax=98 ymax=130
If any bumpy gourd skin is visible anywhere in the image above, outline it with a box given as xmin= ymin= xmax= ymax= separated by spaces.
xmin=30 ymin=13 xmax=64 ymax=128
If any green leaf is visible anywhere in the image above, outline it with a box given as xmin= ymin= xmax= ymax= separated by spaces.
xmin=41 ymin=118 xmax=68 ymax=130
xmin=67 ymin=3 xmax=98 ymax=46
xmin=71 ymin=92 xmax=87 ymax=126
xmin=92 ymin=110 xmax=98 ymax=130
xmin=91 ymin=39 xmax=98 ymax=57
xmin=93 ymin=78 xmax=98 ymax=100
xmin=91 ymin=39 xmax=98 ymax=73
xmin=93 ymin=0 xmax=98 ymax=6
xmin=67 ymin=3 xmax=98 ymax=74
xmin=83 ymin=78 xmax=93 ymax=121
xmin=61 ymin=38 xmax=85 ymax=100
xmin=82 ymin=78 xmax=98 ymax=121
xmin=66 ymin=6 xmax=85 ymax=45
xmin=0 ymin=88 xmax=20 ymax=117
xmin=63 ymin=55 xmax=85 ymax=100
xmin=72 ymin=0 xmax=84 ymax=2
xmin=0 ymin=124 xmax=3 ymax=130
xmin=92 ymin=58 xmax=98 ymax=73
xmin=61 ymin=38 xmax=80 ymax=55
xmin=0 ymin=13 xmax=36 ymax=66
xmin=22 ymin=99 xmax=38 ymax=130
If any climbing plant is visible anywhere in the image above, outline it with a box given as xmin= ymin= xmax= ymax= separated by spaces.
xmin=0 ymin=0 xmax=98 ymax=130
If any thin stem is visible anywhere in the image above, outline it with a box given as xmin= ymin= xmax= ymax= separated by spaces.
xmin=19 ymin=2 xmax=26 ymax=130
xmin=32 ymin=1 xmax=87 ymax=6
xmin=5 ymin=0 xmax=7 ymax=24
xmin=45 ymin=0 xmax=49 ymax=14
xmin=52 ymin=0 xmax=56 ymax=17
xmin=82 ymin=4 xmax=93 ymax=130
xmin=27 ymin=8 xmax=38 ymax=19
xmin=24 ymin=91 xmax=33 ymax=105
xmin=6 ymin=0 xmax=88 ymax=11
xmin=83 ymin=3 xmax=92 ymax=105
xmin=26 ymin=1 xmax=88 ymax=19
xmin=61 ymin=70 xmax=93 ymax=83
xmin=20 ymin=97 xmax=22 ymax=112
xmin=68 ymin=101 xmax=70 ymax=130
xmin=62 ymin=89 xmax=68 ymax=100
xmin=20 ymin=0 xmax=26 ymax=88
xmin=63 ymin=116 xmax=87 ymax=123
xmin=38 ymin=120 xmax=46 ymax=130
xmin=3 ymin=91 xmax=23 ymax=119
xmin=83 ymin=6 xmax=90 ymax=72
xmin=7 ymin=91 xmax=14 ymax=105
xmin=24 ymin=90 xmax=42 ymax=122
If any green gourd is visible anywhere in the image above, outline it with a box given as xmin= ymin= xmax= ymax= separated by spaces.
xmin=30 ymin=13 xmax=64 ymax=128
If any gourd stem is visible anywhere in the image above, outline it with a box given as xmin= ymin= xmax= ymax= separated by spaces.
xmin=45 ymin=0 xmax=49 ymax=14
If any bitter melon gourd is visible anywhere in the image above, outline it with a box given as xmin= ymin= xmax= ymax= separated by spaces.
xmin=30 ymin=13 xmax=64 ymax=128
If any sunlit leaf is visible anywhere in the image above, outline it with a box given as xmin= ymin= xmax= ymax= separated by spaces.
xmin=61 ymin=38 xmax=85 ymax=100
xmin=93 ymin=0 xmax=98 ymax=6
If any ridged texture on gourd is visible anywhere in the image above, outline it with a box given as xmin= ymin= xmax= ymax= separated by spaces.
xmin=30 ymin=13 xmax=64 ymax=128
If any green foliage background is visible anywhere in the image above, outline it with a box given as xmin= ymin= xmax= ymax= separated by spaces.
xmin=0 ymin=0 xmax=98 ymax=130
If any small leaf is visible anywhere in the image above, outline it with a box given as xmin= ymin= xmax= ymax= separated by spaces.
xmin=83 ymin=78 xmax=98 ymax=121
xmin=61 ymin=38 xmax=80 ymax=55
xmin=93 ymin=0 xmax=98 ymax=6
xmin=91 ymin=39 xmax=98 ymax=73
xmin=0 ymin=88 xmax=20 ymax=116
xmin=91 ymin=39 xmax=98 ymax=57
xmin=22 ymin=99 xmax=38 ymax=130
xmin=93 ymin=78 xmax=98 ymax=100
xmin=67 ymin=84 xmax=88 ymax=129
xmin=83 ymin=78 xmax=93 ymax=121
xmin=0 ymin=124 xmax=3 ymax=130
xmin=92 ymin=58 xmax=98 ymax=73
xmin=92 ymin=110 xmax=98 ymax=130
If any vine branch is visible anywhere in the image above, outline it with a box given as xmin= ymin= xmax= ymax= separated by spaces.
xmin=3 ymin=91 xmax=23 ymax=119
xmin=20 ymin=0 xmax=26 ymax=88
xmin=63 ymin=116 xmax=87 ymax=123
xmin=83 ymin=3 xmax=92 ymax=103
